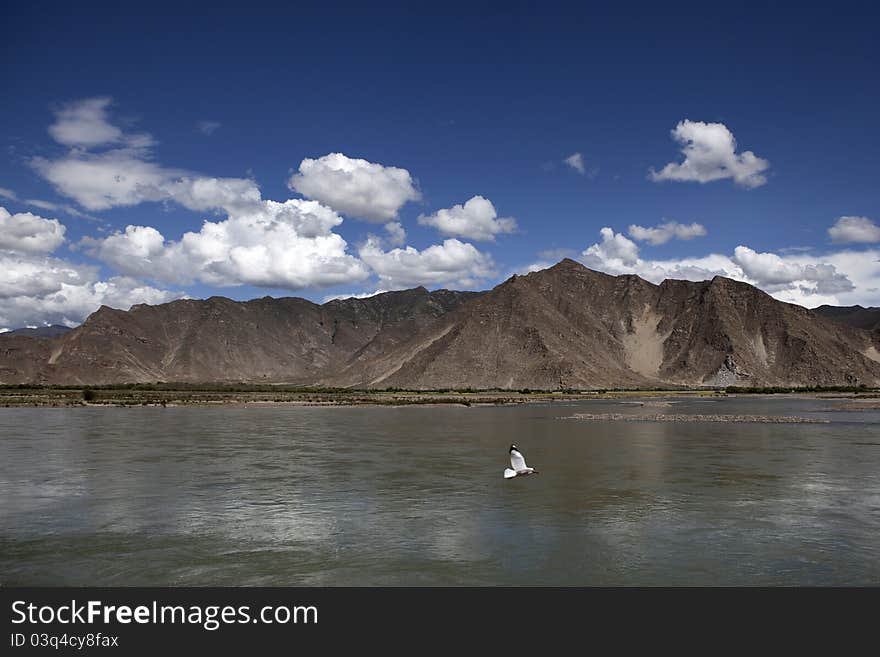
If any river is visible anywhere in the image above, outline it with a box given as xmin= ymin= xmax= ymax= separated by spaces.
xmin=1 ymin=397 xmax=878 ymax=585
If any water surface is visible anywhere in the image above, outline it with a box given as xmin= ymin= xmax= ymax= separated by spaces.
xmin=1 ymin=397 xmax=878 ymax=585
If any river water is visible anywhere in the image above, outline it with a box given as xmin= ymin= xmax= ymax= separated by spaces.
xmin=1 ymin=397 xmax=878 ymax=585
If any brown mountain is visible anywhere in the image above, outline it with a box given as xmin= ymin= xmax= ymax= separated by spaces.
xmin=0 ymin=288 xmax=479 ymax=385
xmin=2 ymin=259 xmax=879 ymax=388
xmin=813 ymin=305 xmax=880 ymax=333
xmin=339 ymin=259 xmax=880 ymax=389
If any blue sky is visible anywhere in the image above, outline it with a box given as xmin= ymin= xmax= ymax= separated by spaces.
xmin=1 ymin=1 xmax=879 ymax=328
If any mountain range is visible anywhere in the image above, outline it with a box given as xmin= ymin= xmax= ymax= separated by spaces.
xmin=2 ymin=259 xmax=879 ymax=388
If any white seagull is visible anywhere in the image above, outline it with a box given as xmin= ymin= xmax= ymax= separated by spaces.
xmin=504 ymin=444 xmax=538 ymax=479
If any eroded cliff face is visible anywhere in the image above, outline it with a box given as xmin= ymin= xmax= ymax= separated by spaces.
xmin=3 ymin=260 xmax=879 ymax=388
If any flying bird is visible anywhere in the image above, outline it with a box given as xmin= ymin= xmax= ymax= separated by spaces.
xmin=504 ymin=444 xmax=538 ymax=479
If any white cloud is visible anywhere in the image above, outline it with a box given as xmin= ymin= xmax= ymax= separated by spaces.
xmin=289 ymin=153 xmax=421 ymax=222
xmin=0 ymin=252 xmax=88 ymax=300
xmin=33 ymin=149 xmax=261 ymax=214
xmin=48 ymin=97 xmax=152 ymax=149
xmin=34 ymin=98 xmax=260 ymax=214
xmin=581 ymin=227 xmax=640 ymax=268
xmin=0 ymin=207 xmax=66 ymax=254
xmin=649 ymin=119 xmax=770 ymax=188
xmin=564 ymin=152 xmax=585 ymax=174
xmin=384 ymin=221 xmax=406 ymax=247
xmin=33 ymin=149 xmax=167 ymax=210
xmin=162 ymin=176 xmax=262 ymax=214
xmin=359 ymin=237 xmax=496 ymax=289
xmin=813 ymin=249 xmax=880 ymax=306
xmin=628 ymin=221 xmax=707 ymax=245
xmin=417 ymin=196 xmax=516 ymax=242
xmin=732 ymin=246 xmax=854 ymax=295
xmin=828 ymin=216 xmax=880 ymax=243
xmin=0 ymin=248 xmax=179 ymax=330
xmin=197 ymin=120 xmax=222 ymax=135
xmin=48 ymin=97 xmax=123 ymax=147
xmin=0 ymin=266 xmax=179 ymax=330
xmin=0 ymin=195 xmax=179 ymax=329
xmin=574 ymin=227 xmax=874 ymax=308
xmin=33 ymin=99 xmax=401 ymax=296
xmin=86 ymin=199 xmax=370 ymax=290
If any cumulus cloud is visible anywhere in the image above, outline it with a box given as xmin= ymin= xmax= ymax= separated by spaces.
xmin=564 ymin=152 xmax=585 ymax=174
xmin=828 ymin=216 xmax=880 ymax=243
xmin=359 ymin=237 xmax=496 ymax=289
xmin=0 ymin=206 xmax=178 ymax=329
xmin=417 ymin=196 xmax=516 ymax=242
xmin=28 ymin=99 xmax=391 ymax=299
xmin=289 ymin=153 xmax=421 ymax=222
xmin=732 ymin=246 xmax=854 ymax=295
xmin=628 ymin=221 xmax=707 ymax=245
xmin=162 ymin=176 xmax=262 ymax=214
xmin=85 ymin=199 xmax=370 ymax=290
xmin=0 ymin=207 xmax=66 ymax=254
xmin=0 ymin=252 xmax=88 ymax=300
xmin=0 ymin=256 xmax=179 ymax=329
xmin=0 ymin=228 xmax=179 ymax=329
xmin=581 ymin=227 xmax=641 ymax=268
xmin=573 ymin=227 xmax=871 ymax=307
xmin=649 ymin=120 xmax=770 ymax=188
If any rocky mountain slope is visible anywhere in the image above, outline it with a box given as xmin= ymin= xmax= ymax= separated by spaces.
xmin=0 ymin=288 xmax=478 ymax=385
xmin=2 ymin=260 xmax=879 ymax=388
xmin=338 ymin=260 xmax=880 ymax=389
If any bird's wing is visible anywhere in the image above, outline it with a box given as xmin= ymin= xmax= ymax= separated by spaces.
xmin=510 ymin=449 xmax=527 ymax=471
xmin=504 ymin=468 xmax=517 ymax=479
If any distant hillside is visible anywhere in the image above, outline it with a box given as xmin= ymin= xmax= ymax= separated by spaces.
xmin=1 ymin=260 xmax=879 ymax=388
xmin=813 ymin=305 xmax=880 ymax=332
xmin=5 ymin=325 xmax=73 ymax=338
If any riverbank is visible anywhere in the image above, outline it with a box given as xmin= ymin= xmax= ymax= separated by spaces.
xmin=0 ymin=387 xmax=708 ymax=407
xmin=559 ymin=412 xmax=830 ymax=423
xmin=0 ymin=385 xmax=876 ymax=408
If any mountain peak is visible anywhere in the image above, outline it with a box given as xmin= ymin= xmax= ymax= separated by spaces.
xmin=554 ymin=257 xmax=587 ymax=270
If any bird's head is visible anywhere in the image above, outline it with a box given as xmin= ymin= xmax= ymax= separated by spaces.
xmin=509 ymin=444 xmax=518 ymax=452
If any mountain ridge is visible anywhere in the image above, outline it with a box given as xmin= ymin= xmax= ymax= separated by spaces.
xmin=2 ymin=260 xmax=879 ymax=388
xmin=812 ymin=304 xmax=880 ymax=333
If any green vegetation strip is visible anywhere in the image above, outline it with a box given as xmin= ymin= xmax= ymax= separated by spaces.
xmin=0 ymin=383 xmax=876 ymax=408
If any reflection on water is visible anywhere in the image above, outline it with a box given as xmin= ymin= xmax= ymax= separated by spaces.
xmin=1 ymin=397 xmax=878 ymax=585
